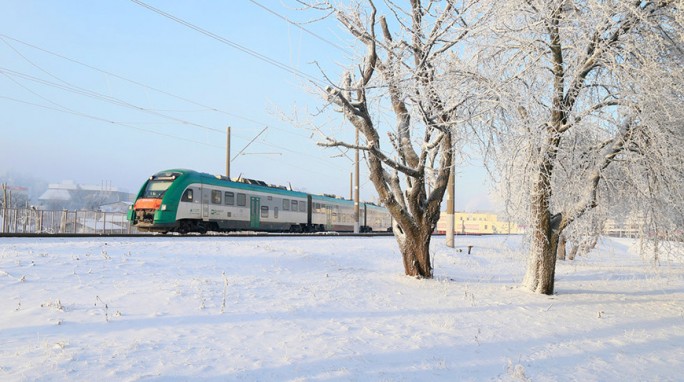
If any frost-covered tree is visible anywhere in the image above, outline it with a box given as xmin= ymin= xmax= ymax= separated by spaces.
xmin=312 ymin=0 xmax=487 ymax=278
xmin=479 ymin=0 xmax=684 ymax=294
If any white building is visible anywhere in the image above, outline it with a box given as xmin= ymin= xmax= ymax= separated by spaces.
xmin=38 ymin=181 xmax=134 ymax=211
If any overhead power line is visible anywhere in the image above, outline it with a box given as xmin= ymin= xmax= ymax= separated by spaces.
xmin=0 ymin=66 xmax=222 ymax=133
xmin=0 ymin=33 xmax=269 ymax=127
xmin=0 ymin=30 xmax=353 ymax=172
xmin=129 ymin=0 xmax=325 ymax=86
xmin=246 ymin=0 xmax=352 ymax=55
xmin=0 ymin=95 xmax=224 ymax=148
xmin=0 ymin=33 xmax=323 ymax=147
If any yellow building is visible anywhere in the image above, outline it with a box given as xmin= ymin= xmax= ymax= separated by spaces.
xmin=603 ymin=213 xmax=644 ymax=238
xmin=436 ymin=211 xmax=523 ymax=235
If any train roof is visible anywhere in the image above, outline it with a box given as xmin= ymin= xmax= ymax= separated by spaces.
xmin=148 ymin=169 xmax=386 ymax=207
xmin=151 ymin=169 xmax=309 ymax=198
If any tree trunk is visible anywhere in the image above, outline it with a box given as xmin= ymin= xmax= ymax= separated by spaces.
xmin=522 ymin=171 xmax=560 ymax=295
xmin=394 ymin=224 xmax=433 ymax=278
xmin=557 ymin=233 xmax=567 ymax=261
xmin=523 ymin=218 xmax=560 ymax=295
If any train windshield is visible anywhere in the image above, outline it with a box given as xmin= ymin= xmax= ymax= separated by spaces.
xmin=142 ymin=180 xmax=174 ymax=198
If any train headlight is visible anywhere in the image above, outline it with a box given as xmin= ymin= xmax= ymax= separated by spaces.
xmin=161 ymin=204 xmax=167 ymax=211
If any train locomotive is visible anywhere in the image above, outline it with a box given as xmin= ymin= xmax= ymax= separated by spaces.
xmin=128 ymin=169 xmax=392 ymax=234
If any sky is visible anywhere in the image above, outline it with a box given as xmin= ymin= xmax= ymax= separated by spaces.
xmin=0 ymin=0 xmax=493 ymax=210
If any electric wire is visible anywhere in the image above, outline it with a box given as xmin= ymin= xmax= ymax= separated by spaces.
xmin=246 ymin=0 xmax=352 ymax=56
xmin=0 ymin=95 xmax=224 ymax=148
xmin=129 ymin=0 xmax=325 ymax=86
xmin=0 ymin=33 xmax=314 ymax=140
xmin=0 ymin=91 xmax=352 ymax=184
xmin=0 ymin=66 xmax=223 ymax=133
xmin=1 ymin=64 xmax=349 ymax=171
xmin=1 ymin=18 xmax=360 ymax=176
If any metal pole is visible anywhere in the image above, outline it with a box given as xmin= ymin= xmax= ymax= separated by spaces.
xmin=226 ymin=126 xmax=231 ymax=179
xmin=1 ymin=183 xmax=6 ymax=233
xmin=354 ymin=125 xmax=360 ymax=233
xmin=446 ymin=154 xmax=455 ymax=248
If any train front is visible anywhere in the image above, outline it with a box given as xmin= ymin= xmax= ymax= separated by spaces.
xmin=128 ymin=170 xmax=187 ymax=232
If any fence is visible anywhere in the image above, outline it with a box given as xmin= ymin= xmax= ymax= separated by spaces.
xmin=0 ymin=208 xmax=137 ymax=234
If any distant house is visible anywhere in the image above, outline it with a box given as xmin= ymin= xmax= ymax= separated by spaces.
xmin=38 ymin=181 xmax=134 ymax=211
xmin=436 ymin=211 xmax=523 ymax=235
xmin=603 ymin=213 xmax=646 ymax=238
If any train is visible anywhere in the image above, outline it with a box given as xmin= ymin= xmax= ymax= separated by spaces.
xmin=128 ymin=169 xmax=393 ymax=234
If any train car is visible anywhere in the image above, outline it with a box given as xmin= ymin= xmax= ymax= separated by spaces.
xmin=128 ymin=169 xmax=392 ymax=234
xmin=129 ymin=169 xmax=309 ymax=233
xmin=309 ymin=194 xmax=392 ymax=232
xmin=365 ymin=202 xmax=393 ymax=232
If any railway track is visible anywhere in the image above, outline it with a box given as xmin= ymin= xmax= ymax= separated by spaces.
xmin=0 ymin=231 xmax=395 ymax=239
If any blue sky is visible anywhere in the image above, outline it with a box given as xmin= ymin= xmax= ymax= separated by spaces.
xmin=0 ymin=0 xmax=492 ymax=210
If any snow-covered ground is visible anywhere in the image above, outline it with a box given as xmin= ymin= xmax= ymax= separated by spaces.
xmin=0 ymin=234 xmax=682 ymax=381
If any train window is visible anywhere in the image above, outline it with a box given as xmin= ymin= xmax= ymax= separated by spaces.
xmin=261 ymin=206 xmax=269 ymax=218
xmin=211 ymin=190 xmax=222 ymax=204
xmin=274 ymin=207 xmax=279 ymax=219
xmin=299 ymin=201 xmax=306 ymax=212
xmin=267 ymin=196 xmax=273 ymax=201
xmin=291 ymin=200 xmax=298 ymax=211
xmin=181 ymin=188 xmax=193 ymax=202
xmin=237 ymin=193 xmax=247 ymax=207
xmin=282 ymin=199 xmax=290 ymax=211
xmin=143 ymin=179 xmax=174 ymax=198
xmin=225 ymin=192 xmax=234 ymax=206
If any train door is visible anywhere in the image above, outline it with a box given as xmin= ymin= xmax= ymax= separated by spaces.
xmin=362 ymin=204 xmax=367 ymax=231
xmin=202 ymin=185 xmax=209 ymax=220
xmin=307 ymin=195 xmax=313 ymax=228
xmin=325 ymin=205 xmax=333 ymax=230
xmin=250 ymin=196 xmax=261 ymax=229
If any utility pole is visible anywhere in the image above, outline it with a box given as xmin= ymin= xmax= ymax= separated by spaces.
xmin=446 ymin=155 xmax=455 ymax=248
xmin=354 ymin=125 xmax=360 ymax=233
xmin=2 ymin=183 xmax=6 ymax=233
xmin=226 ymin=126 xmax=231 ymax=179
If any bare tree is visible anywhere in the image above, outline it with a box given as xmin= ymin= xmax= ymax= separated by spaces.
xmin=314 ymin=0 xmax=486 ymax=278
xmin=479 ymin=0 xmax=684 ymax=294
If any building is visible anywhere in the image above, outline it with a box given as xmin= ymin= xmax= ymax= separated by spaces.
xmin=436 ymin=211 xmax=523 ymax=235
xmin=603 ymin=212 xmax=648 ymax=238
xmin=38 ymin=181 xmax=134 ymax=211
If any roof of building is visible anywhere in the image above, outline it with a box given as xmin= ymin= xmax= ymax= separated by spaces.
xmin=38 ymin=188 xmax=72 ymax=201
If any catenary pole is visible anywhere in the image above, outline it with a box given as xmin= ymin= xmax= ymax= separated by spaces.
xmin=354 ymin=124 xmax=360 ymax=233
xmin=226 ymin=126 xmax=231 ymax=179
xmin=446 ymin=155 xmax=455 ymax=248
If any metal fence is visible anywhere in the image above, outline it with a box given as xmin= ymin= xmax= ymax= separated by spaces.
xmin=0 ymin=208 xmax=137 ymax=234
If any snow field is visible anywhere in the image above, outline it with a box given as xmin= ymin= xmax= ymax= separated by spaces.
xmin=0 ymin=235 xmax=682 ymax=381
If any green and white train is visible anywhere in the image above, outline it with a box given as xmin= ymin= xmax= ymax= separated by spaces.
xmin=128 ymin=169 xmax=392 ymax=234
